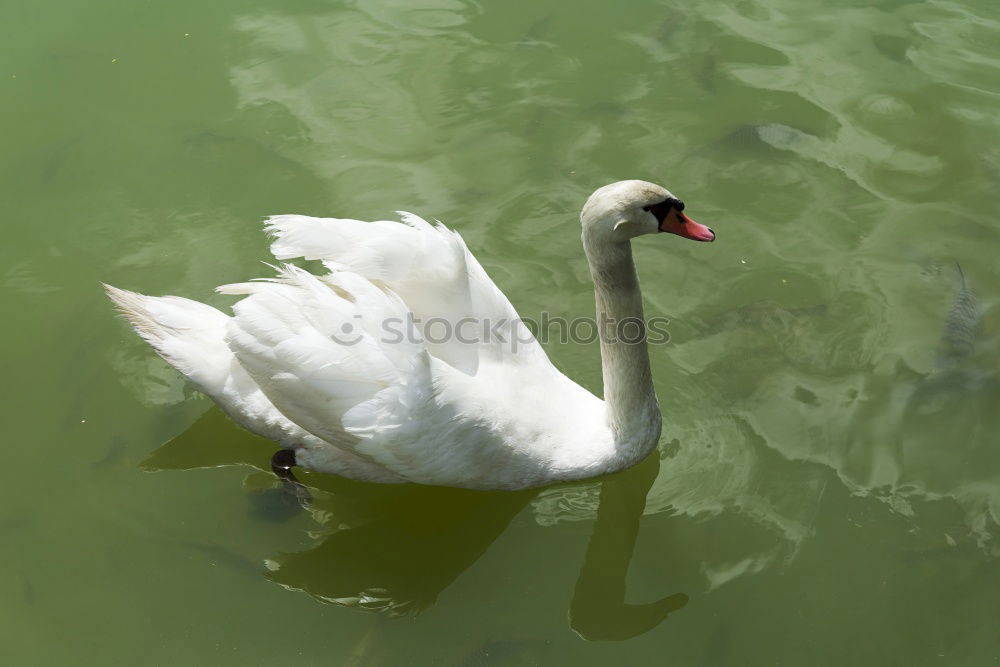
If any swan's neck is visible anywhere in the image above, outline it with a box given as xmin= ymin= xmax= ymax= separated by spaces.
xmin=585 ymin=240 xmax=662 ymax=459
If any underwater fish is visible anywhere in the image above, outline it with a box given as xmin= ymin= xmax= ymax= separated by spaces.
xmin=936 ymin=263 xmax=979 ymax=368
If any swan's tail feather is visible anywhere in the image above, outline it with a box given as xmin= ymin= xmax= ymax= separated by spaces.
xmin=104 ymin=283 xmax=168 ymax=345
xmin=103 ymin=283 xmax=233 ymax=394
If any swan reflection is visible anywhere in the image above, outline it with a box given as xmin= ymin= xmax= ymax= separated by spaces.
xmin=568 ymin=453 xmax=689 ymax=640
xmin=144 ymin=407 xmax=688 ymax=636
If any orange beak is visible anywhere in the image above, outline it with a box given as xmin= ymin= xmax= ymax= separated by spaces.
xmin=659 ymin=209 xmax=715 ymax=242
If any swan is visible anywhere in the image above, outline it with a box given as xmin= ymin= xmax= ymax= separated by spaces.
xmin=105 ymin=180 xmax=715 ymax=490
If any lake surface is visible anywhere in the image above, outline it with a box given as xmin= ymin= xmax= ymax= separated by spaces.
xmin=3 ymin=0 xmax=1000 ymax=664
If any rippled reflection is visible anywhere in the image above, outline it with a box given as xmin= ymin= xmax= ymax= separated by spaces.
xmin=145 ymin=408 xmax=689 ymax=637
xmin=568 ymin=454 xmax=689 ymax=641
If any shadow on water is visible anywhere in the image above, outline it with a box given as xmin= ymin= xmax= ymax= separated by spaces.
xmin=142 ymin=407 xmax=689 ymax=637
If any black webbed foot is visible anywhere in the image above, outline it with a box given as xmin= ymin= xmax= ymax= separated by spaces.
xmin=269 ymin=448 xmax=312 ymax=508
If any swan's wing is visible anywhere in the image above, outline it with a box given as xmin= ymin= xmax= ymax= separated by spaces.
xmin=220 ymin=264 xmax=582 ymax=488
xmin=264 ymin=212 xmax=547 ymax=374
xmin=220 ymin=265 xmax=421 ymax=449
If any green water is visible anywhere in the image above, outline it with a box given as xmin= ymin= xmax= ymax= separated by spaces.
xmin=3 ymin=0 xmax=1000 ymax=663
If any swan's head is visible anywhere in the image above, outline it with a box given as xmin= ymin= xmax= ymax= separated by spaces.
xmin=580 ymin=180 xmax=715 ymax=246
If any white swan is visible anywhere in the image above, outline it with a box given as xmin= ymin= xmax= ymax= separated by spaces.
xmin=106 ymin=180 xmax=715 ymax=490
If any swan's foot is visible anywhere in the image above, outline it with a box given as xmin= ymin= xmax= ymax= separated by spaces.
xmin=270 ymin=448 xmax=312 ymax=507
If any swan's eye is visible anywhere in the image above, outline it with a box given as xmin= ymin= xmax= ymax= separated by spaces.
xmin=642 ymin=198 xmax=685 ymax=223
